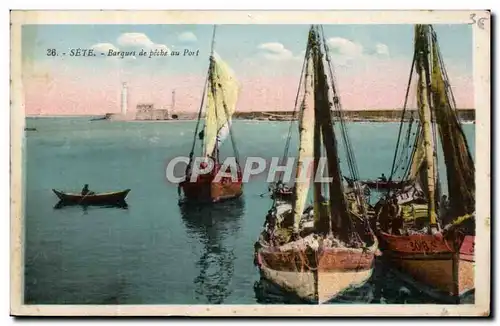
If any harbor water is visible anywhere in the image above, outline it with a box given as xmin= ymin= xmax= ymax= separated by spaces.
xmin=23 ymin=117 xmax=475 ymax=304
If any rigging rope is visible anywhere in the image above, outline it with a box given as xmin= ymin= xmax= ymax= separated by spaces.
xmin=217 ymin=77 xmax=242 ymax=168
xmin=387 ymin=50 xmax=417 ymax=188
xmin=319 ymin=25 xmax=369 ymax=217
xmin=316 ymin=25 xmax=371 ymax=225
xmin=431 ymin=27 xmax=475 ymax=160
xmin=279 ymin=46 xmax=310 ymax=183
xmin=187 ymin=25 xmax=217 ymax=169
xmin=319 ymin=26 xmax=359 ymax=182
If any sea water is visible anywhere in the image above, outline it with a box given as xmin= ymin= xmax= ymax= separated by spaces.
xmin=23 ymin=117 xmax=475 ymax=304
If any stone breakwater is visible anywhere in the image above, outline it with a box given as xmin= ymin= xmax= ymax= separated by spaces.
xmin=104 ymin=109 xmax=475 ymax=122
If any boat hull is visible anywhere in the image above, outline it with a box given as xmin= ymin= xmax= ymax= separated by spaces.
xmin=180 ymin=172 xmax=243 ymax=204
xmin=52 ymin=189 xmax=130 ymax=206
xmin=344 ymin=176 xmax=407 ymax=190
xmin=271 ymin=190 xmax=294 ymax=201
xmin=378 ymin=232 xmax=475 ymax=303
xmin=255 ymin=238 xmax=377 ymax=303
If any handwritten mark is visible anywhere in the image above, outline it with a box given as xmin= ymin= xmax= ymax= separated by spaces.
xmin=470 ymin=13 xmax=489 ymax=29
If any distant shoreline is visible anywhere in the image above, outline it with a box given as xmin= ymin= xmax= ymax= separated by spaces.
xmin=26 ymin=108 xmax=476 ymax=123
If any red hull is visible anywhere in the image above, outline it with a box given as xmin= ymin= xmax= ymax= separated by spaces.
xmin=180 ymin=169 xmax=243 ymax=203
xmin=256 ymin=242 xmax=376 ymax=273
xmin=378 ymin=232 xmax=475 ymax=301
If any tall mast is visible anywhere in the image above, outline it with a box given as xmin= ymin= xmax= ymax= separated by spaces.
xmin=415 ymin=25 xmax=438 ymax=231
xmin=202 ymin=25 xmax=218 ymax=158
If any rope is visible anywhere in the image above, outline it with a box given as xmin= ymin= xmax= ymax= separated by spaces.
xmin=215 ymin=76 xmax=241 ymax=168
xmin=387 ymin=50 xmax=417 ymax=192
xmin=186 ymin=25 xmax=216 ymax=171
xmin=318 ymin=25 xmax=368 ymax=223
xmin=431 ymin=27 xmax=475 ymax=163
xmin=298 ymin=250 xmax=318 ymax=271
xmin=280 ymin=45 xmax=310 ymax=177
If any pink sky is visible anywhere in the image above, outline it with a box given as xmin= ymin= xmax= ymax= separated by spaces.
xmin=23 ymin=58 xmax=474 ymax=116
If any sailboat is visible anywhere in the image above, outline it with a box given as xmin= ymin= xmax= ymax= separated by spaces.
xmin=254 ymin=25 xmax=378 ymax=304
xmin=179 ymin=26 xmax=243 ymax=204
xmin=375 ymin=24 xmax=475 ymax=303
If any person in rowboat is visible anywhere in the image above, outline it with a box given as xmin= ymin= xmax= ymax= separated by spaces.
xmin=378 ymin=173 xmax=388 ymax=182
xmin=81 ymin=184 xmax=95 ymax=196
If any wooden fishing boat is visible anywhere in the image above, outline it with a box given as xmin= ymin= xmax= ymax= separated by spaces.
xmin=178 ymin=26 xmax=243 ymax=204
xmin=348 ymin=177 xmax=409 ymax=190
xmin=378 ymin=227 xmax=474 ymax=302
xmin=52 ymin=189 xmax=130 ymax=206
xmin=374 ymin=25 xmax=476 ymax=303
xmin=344 ymin=176 xmax=409 ymax=191
xmin=268 ymin=182 xmax=295 ymax=202
xmin=254 ymin=25 xmax=378 ymax=304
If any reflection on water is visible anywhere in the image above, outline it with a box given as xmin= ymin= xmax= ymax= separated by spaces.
xmin=253 ymin=258 xmax=459 ymax=304
xmin=179 ymin=198 xmax=245 ymax=304
xmin=53 ymin=201 xmax=129 ymax=211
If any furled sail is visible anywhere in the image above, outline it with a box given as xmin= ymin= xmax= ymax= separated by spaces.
xmin=312 ymin=30 xmax=353 ymax=242
xmin=203 ymin=53 xmax=240 ymax=158
xmin=429 ymin=32 xmax=475 ymax=219
xmin=408 ymin=76 xmax=426 ymax=183
xmin=412 ymin=25 xmax=439 ymax=227
xmin=291 ymin=40 xmax=315 ymax=234
xmin=396 ymin=24 xmax=474 ymax=228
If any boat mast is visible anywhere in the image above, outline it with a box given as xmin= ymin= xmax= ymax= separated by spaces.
xmin=415 ymin=25 xmax=438 ymax=231
xmin=186 ymin=27 xmax=215 ymax=172
xmin=291 ymin=27 xmax=315 ymax=235
xmin=204 ymin=26 xmax=219 ymax=161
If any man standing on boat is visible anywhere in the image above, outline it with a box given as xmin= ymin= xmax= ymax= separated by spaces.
xmin=378 ymin=173 xmax=388 ymax=182
xmin=375 ymin=196 xmax=393 ymax=233
xmin=439 ymin=194 xmax=450 ymax=225
xmin=264 ymin=208 xmax=277 ymax=244
xmin=390 ymin=195 xmax=403 ymax=235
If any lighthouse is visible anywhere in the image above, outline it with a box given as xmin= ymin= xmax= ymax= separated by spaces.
xmin=121 ymin=82 xmax=128 ymax=115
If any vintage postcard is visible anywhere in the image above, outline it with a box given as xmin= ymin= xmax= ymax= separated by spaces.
xmin=10 ymin=10 xmax=491 ymax=316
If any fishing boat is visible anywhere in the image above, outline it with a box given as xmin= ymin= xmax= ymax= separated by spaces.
xmin=52 ymin=189 xmax=130 ymax=206
xmin=268 ymin=181 xmax=295 ymax=202
xmin=178 ymin=26 xmax=243 ymax=204
xmin=374 ymin=25 xmax=476 ymax=303
xmin=344 ymin=176 xmax=409 ymax=191
xmin=254 ymin=25 xmax=378 ymax=304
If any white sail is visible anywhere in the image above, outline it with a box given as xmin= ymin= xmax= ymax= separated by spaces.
xmin=203 ymin=53 xmax=240 ymax=157
xmin=216 ymin=119 xmax=232 ymax=148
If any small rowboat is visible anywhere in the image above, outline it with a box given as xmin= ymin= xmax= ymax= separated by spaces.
xmin=52 ymin=189 xmax=130 ymax=207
